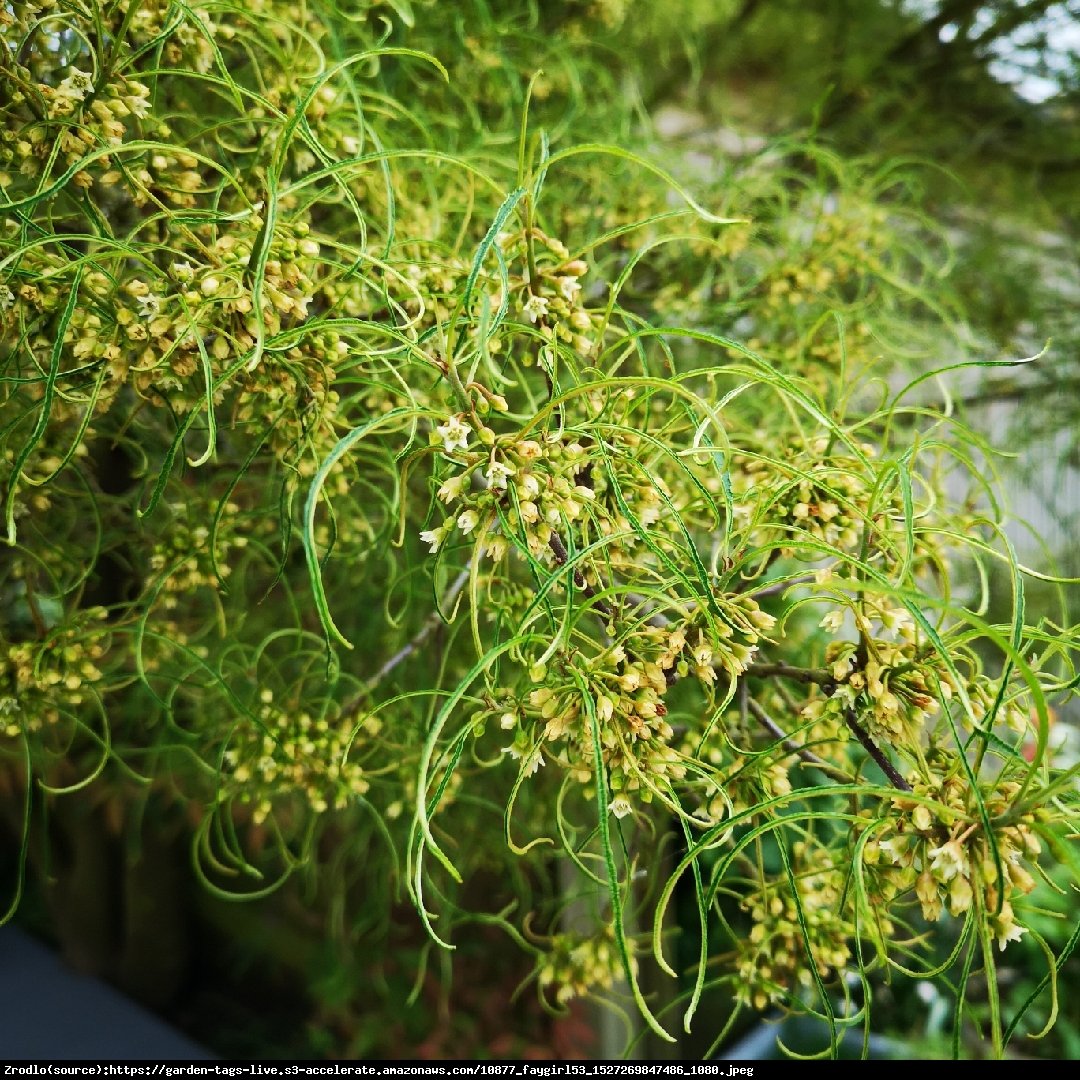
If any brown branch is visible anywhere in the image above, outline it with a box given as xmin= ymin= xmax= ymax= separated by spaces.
xmin=746 ymin=661 xmax=834 ymax=686
xmin=746 ymin=698 xmax=854 ymax=784
xmin=744 ymin=573 xmax=816 ymax=600
xmin=843 ymin=708 xmax=912 ymax=792
xmin=547 ymin=533 xmax=613 ymax=618
xmin=22 ymin=575 xmax=47 ymax=639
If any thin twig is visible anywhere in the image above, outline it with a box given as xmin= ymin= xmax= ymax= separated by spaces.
xmin=843 ymin=708 xmax=912 ymax=792
xmin=744 ymin=573 xmax=816 ymax=600
xmin=621 ymin=592 xmax=677 ymax=629
xmin=548 ymin=533 xmax=613 ymax=618
xmin=746 ymin=661 xmax=834 ymax=686
xmin=22 ymin=576 xmax=47 ymax=639
xmin=340 ymin=569 xmax=470 ymax=720
xmin=746 ymin=697 xmax=855 ymax=783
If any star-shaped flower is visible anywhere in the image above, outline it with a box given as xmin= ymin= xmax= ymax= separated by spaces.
xmin=137 ymin=292 xmax=162 ymax=319
xmin=927 ymin=838 xmax=967 ymax=882
xmin=436 ymin=415 xmax=471 ymax=454
xmin=485 ymin=460 xmax=514 ymax=490
xmin=419 ymin=523 xmax=448 ymax=553
xmin=522 ymin=294 xmax=550 ymax=323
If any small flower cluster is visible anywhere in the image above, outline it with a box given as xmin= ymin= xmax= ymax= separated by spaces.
xmin=422 ymin=427 xmax=597 ymax=564
xmin=537 ymin=925 xmax=633 ymax=1006
xmin=734 ymin=842 xmax=855 ymax=1011
xmin=682 ymin=739 xmax=796 ymax=826
xmin=675 ymin=597 xmax=777 ymax=687
xmin=737 ymin=198 xmax=898 ymax=379
xmin=495 ymin=229 xmax=595 ymax=354
xmin=0 ymin=0 xmax=220 ymax=205
xmin=1 ymin=66 xmax=152 ymax=192
xmin=0 ymin=433 xmax=93 ymax=524
xmin=147 ymin=498 xmax=248 ymax=602
xmin=8 ymin=218 xmax=331 ymax=441
xmin=751 ymin=203 xmax=891 ymax=320
xmin=803 ymin=636 xmax=950 ymax=748
xmin=505 ymin=593 xmax=774 ymax=813
xmin=965 ymin=676 xmax=1030 ymax=736
xmin=723 ymin=751 xmax=795 ymax=816
xmin=520 ymin=643 xmax=682 ymax=809
xmin=223 ymin=692 xmax=373 ymax=826
xmin=0 ymin=610 xmax=109 ymax=740
xmin=729 ymin=435 xmax=894 ymax=556
xmin=862 ymin=776 xmax=1042 ymax=950
xmin=119 ymin=219 xmax=323 ymax=410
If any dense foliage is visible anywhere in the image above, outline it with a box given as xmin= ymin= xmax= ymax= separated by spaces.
xmin=2 ymin=0 xmax=1078 ymax=1059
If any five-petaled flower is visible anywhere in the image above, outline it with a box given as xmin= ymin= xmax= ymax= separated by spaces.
xmin=557 ymin=276 xmax=581 ymax=301
xmin=503 ymin=744 xmax=544 ymax=777
xmin=485 ymin=460 xmax=514 ymax=490
xmin=137 ymin=293 xmax=162 ymax=319
xmin=436 ymin=415 xmax=471 ymax=454
xmin=437 ymin=474 xmax=466 ymax=502
xmin=927 ymin=838 xmax=967 ymax=881
xmin=522 ymin=294 xmax=550 ymax=323
xmin=58 ymin=67 xmax=94 ymax=102
xmin=419 ymin=524 xmax=447 ymax=553
xmin=993 ymin=902 xmax=1027 ymax=951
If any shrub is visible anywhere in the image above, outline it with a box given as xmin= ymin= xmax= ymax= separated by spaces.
xmin=2 ymin=0 xmax=1077 ymax=1058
